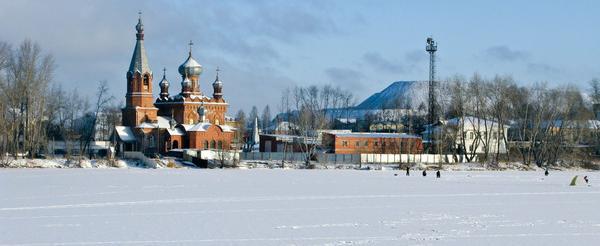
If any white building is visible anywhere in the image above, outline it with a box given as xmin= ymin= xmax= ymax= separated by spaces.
xmin=423 ymin=116 xmax=510 ymax=154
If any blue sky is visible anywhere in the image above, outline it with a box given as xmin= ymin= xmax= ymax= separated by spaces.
xmin=0 ymin=0 xmax=598 ymax=113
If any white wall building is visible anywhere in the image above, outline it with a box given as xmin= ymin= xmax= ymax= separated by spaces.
xmin=424 ymin=116 xmax=510 ymax=154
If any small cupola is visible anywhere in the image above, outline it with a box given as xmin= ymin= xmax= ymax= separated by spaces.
xmin=159 ymin=68 xmax=170 ymax=99
xmin=181 ymin=72 xmax=192 ymax=97
xmin=197 ymin=104 xmax=208 ymax=123
xmin=212 ymin=67 xmax=223 ymax=100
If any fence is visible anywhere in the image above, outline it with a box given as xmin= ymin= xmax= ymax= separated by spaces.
xmin=240 ymin=152 xmax=312 ymax=162
xmin=240 ymin=152 xmax=472 ymax=164
xmin=315 ymin=153 xmax=361 ymax=164
xmin=360 ymin=153 xmax=472 ymax=164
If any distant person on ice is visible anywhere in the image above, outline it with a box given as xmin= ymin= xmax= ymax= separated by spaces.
xmin=406 ymin=166 xmax=410 ymax=176
xmin=544 ymin=169 xmax=549 ymax=176
xmin=422 ymin=170 xmax=427 ymax=177
xmin=584 ymin=176 xmax=589 ymax=184
xmin=436 ymin=170 xmax=441 ymax=178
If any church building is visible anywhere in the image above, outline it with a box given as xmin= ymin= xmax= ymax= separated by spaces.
xmin=115 ymin=15 xmax=236 ymax=154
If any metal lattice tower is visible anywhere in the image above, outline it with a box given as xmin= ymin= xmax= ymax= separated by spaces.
xmin=426 ymin=37 xmax=437 ymax=126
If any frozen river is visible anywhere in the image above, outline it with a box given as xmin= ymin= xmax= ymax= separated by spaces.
xmin=1 ymin=169 xmax=599 ymax=245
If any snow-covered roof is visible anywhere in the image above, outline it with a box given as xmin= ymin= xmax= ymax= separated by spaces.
xmin=336 ymin=118 xmax=357 ymax=124
xmin=319 ymin=129 xmax=352 ymax=134
xmin=134 ymin=117 xmax=173 ymax=129
xmin=189 ymin=94 xmax=210 ymax=100
xmin=445 ymin=116 xmax=509 ymax=129
xmin=546 ymin=120 xmax=600 ymax=129
xmin=331 ymin=132 xmax=421 ymax=139
xmin=260 ymin=134 xmax=319 ymax=144
xmin=115 ymin=126 xmax=136 ymax=142
xmin=136 ymin=122 xmax=157 ymax=129
xmin=188 ymin=122 xmax=212 ymax=132
xmin=219 ymin=124 xmax=235 ymax=132
xmin=157 ymin=116 xmax=172 ymax=128
xmin=180 ymin=124 xmax=195 ymax=131
xmin=267 ymin=121 xmax=298 ymax=131
xmin=167 ymin=127 xmax=185 ymax=136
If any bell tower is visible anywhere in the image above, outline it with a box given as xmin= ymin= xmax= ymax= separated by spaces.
xmin=122 ymin=12 xmax=158 ymax=126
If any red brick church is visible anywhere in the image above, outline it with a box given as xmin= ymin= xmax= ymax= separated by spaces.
xmin=115 ymin=15 xmax=235 ymax=154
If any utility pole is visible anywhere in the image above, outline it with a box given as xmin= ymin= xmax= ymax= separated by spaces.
xmin=426 ymin=37 xmax=437 ymax=155
xmin=426 ymin=37 xmax=437 ymax=126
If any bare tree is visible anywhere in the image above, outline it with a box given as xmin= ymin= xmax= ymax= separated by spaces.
xmin=0 ymin=42 xmax=9 ymax=69
xmin=261 ymin=105 xmax=271 ymax=133
xmin=81 ymin=81 xmax=114 ymax=159
xmin=277 ymin=88 xmax=292 ymax=166
xmin=590 ymin=78 xmax=600 ymax=106
xmin=248 ymin=106 xmax=258 ymax=129
xmin=445 ymin=75 xmax=467 ymax=161
xmin=234 ymin=109 xmax=246 ymax=150
xmin=0 ymin=42 xmax=11 ymax=165
xmin=488 ymin=75 xmax=515 ymax=163
xmin=2 ymin=40 xmax=55 ymax=158
xmin=590 ymin=79 xmax=600 ymax=156
xmin=64 ymin=89 xmax=89 ymax=159
xmin=285 ymin=85 xmax=354 ymax=166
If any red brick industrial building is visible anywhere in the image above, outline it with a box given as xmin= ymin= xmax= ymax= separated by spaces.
xmin=322 ymin=132 xmax=423 ymax=154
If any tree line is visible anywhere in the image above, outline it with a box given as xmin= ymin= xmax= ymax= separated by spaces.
xmin=243 ymin=76 xmax=600 ymax=167
xmin=437 ymin=74 xmax=600 ymax=167
xmin=0 ymin=40 xmax=119 ymax=165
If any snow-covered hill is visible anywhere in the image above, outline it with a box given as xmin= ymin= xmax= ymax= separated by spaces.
xmin=356 ymin=81 xmax=428 ymax=110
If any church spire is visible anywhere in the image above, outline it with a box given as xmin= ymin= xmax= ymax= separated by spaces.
xmin=123 ymin=11 xmax=158 ymax=127
xmin=128 ymin=11 xmax=151 ymax=75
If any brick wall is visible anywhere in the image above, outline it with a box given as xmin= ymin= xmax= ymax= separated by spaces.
xmin=323 ymin=133 xmax=423 ymax=154
xmin=188 ymin=125 xmax=234 ymax=150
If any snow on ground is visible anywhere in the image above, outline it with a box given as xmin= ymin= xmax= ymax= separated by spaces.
xmin=1 ymin=169 xmax=600 ymax=245
xmin=4 ymin=158 xmax=151 ymax=169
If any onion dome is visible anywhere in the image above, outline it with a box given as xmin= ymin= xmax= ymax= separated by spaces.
xmin=181 ymin=75 xmax=192 ymax=89
xmin=135 ymin=16 xmax=144 ymax=33
xmin=159 ymin=76 xmax=169 ymax=87
xmin=197 ymin=104 xmax=208 ymax=122
xmin=159 ymin=68 xmax=169 ymax=87
xmin=159 ymin=68 xmax=169 ymax=98
xmin=197 ymin=104 xmax=206 ymax=117
xmin=212 ymin=67 xmax=223 ymax=99
xmin=178 ymin=40 xmax=203 ymax=77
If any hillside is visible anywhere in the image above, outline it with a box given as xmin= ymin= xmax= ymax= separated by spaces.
xmin=356 ymin=81 xmax=428 ymax=110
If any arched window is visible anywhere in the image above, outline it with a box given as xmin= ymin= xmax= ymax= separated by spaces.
xmin=204 ymin=140 xmax=209 ymax=149
xmin=217 ymin=141 xmax=223 ymax=149
xmin=143 ymin=74 xmax=149 ymax=91
xmin=210 ymin=140 xmax=216 ymax=149
xmin=172 ymin=140 xmax=179 ymax=149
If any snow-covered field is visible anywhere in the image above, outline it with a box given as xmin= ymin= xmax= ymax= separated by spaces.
xmin=1 ymin=169 xmax=599 ymax=245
